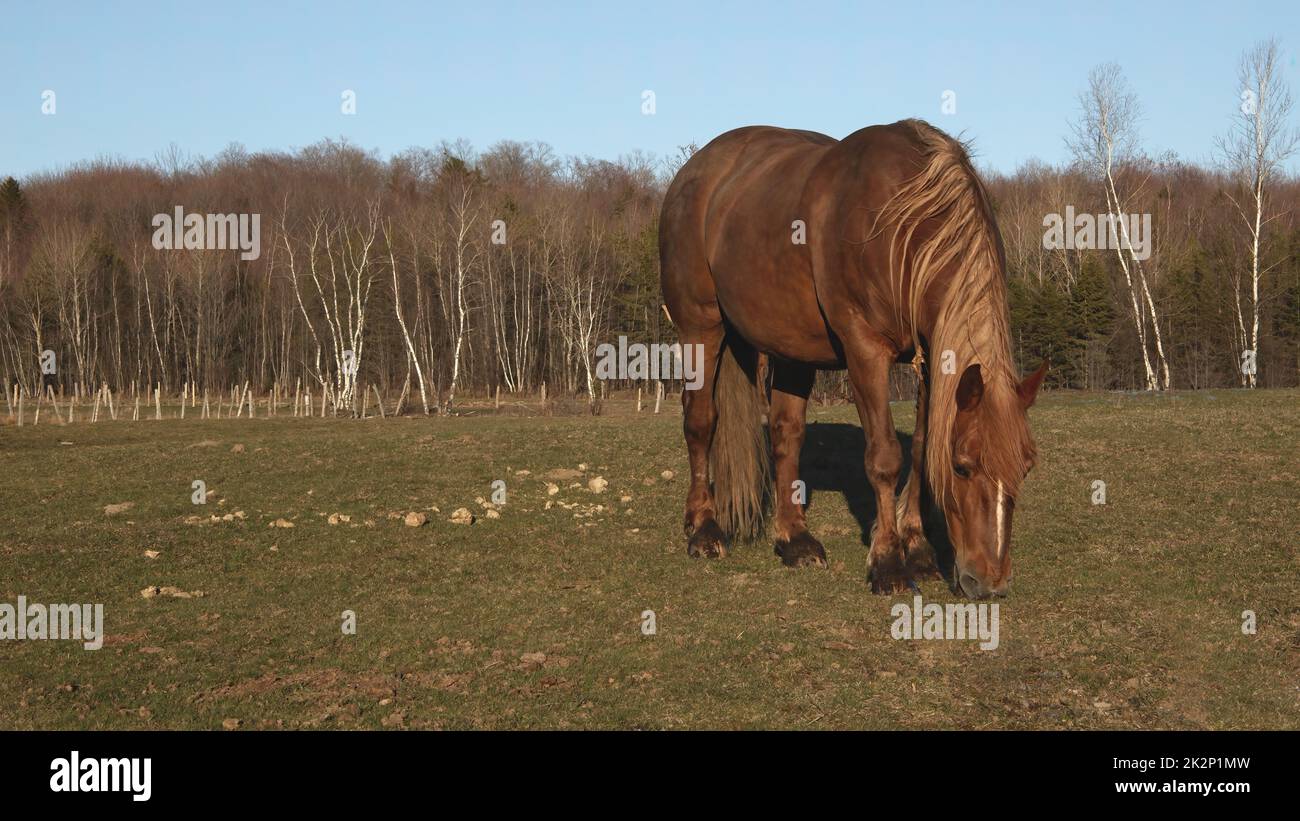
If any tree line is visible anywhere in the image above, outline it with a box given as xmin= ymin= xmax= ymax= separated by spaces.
xmin=2 ymin=45 xmax=1297 ymax=411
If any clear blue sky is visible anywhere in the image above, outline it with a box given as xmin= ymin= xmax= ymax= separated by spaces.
xmin=2 ymin=1 xmax=1297 ymax=179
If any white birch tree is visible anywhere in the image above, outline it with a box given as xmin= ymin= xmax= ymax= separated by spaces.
xmin=1069 ymin=63 xmax=1170 ymax=390
xmin=1216 ymin=38 xmax=1299 ymax=388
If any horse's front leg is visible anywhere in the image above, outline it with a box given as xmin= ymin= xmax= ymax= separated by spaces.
xmin=899 ymin=368 xmax=941 ymax=580
xmin=845 ymin=341 xmax=909 ymax=594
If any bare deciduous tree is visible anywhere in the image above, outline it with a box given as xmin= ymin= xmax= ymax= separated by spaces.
xmin=1068 ymin=63 xmax=1170 ymax=390
xmin=1216 ymin=38 xmax=1299 ymax=387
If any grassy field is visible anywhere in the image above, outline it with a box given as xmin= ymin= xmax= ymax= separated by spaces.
xmin=1 ymin=389 xmax=1296 ymax=729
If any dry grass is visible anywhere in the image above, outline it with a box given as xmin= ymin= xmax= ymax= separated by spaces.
xmin=0 ymin=389 xmax=1296 ymax=729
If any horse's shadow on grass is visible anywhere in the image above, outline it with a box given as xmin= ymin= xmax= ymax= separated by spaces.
xmin=800 ymin=421 xmax=955 ymax=576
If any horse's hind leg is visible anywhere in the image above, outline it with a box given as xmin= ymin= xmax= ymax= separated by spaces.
xmin=843 ymin=337 xmax=910 ymax=594
xmin=770 ymin=361 xmax=826 ymax=568
xmin=899 ymin=369 xmax=941 ymax=580
xmin=680 ymin=324 xmax=727 ymax=557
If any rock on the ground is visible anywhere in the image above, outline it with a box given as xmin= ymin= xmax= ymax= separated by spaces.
xmin=140 ymin=585 xmax=205 ymax=599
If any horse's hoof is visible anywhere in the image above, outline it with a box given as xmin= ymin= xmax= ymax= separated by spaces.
xmin=902 ymin=530 xmax=943 ymax=581
xmin=868 ymin=550 xmax=911 ymax=595
xmin=774 ymin=531 xmax=827 ymax=568
xmin=687 ymin=520 xmax=728 ymax=559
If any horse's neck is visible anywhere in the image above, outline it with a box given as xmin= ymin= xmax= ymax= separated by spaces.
xmin=919 ymin=267 xmax=1013 ymax=374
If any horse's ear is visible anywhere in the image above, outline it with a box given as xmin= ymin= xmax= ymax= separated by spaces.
xmin=956 ymin=363 xmax=984 ymax=412
xmin=1018 ymin=361 xmax=1048 ymax=408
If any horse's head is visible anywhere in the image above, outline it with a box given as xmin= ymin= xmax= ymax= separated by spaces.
xmin=942 ymin=361 xmax=1046 ymax=598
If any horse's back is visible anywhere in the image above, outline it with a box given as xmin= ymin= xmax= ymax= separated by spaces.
xmin=664 ymin=126 xmax=835 ymax=212
xmin=660 ymin=127 xmax=843 ymax=360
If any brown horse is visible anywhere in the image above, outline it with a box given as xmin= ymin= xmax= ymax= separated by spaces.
xmin=659 ymin=119 xmax=1046 ymax=598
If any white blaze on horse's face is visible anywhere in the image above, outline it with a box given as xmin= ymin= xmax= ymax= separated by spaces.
xmin=950 ymin=473 xmax=1015 ymax=600
xmin=995 ymin=480 xmax=1005 ymax=559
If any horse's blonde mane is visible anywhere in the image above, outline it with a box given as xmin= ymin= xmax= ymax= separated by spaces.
xmin=871 ymin=119 xmax=1033 ymax=505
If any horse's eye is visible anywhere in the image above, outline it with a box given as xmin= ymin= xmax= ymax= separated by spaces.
xmin=954 ymin=464 xmax=971 ymax=479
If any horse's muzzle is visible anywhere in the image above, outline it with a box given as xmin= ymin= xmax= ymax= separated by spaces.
xmin=958 ymin=571 xmax=1009 ymax=599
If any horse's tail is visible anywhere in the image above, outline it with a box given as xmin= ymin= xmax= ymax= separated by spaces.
xmin=709 ymin=337 xmax=770 ymax=540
